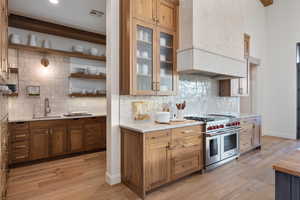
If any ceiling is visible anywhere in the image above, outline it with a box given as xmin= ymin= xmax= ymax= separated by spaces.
xmin=8 ymin=0 xmax=106 ymax=34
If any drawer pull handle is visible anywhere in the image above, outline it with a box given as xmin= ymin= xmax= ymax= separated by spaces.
xmin=15 ymin=134 xmax=26 ymax=138
xmin=182 ymin=130 xmax=193 ymax=134
xmin=167 ymin=143 xmax=176 ymax=150
xmin=15 ymin=145 xmax=26 ymax=149
xmin=182 ymin=143 xmax=195 ymax=148
xmin=15 ymin=156 xmax=26 ymax=159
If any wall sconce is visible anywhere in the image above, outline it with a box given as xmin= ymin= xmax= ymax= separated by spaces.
xmin=41 ymin=57 xmax=50 ymax=67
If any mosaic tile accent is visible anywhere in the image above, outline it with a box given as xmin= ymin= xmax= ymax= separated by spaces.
xmin=120 ymin=74 xmax=240 ymax=123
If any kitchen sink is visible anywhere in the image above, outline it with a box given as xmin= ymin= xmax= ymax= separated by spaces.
xmin=33 ymin=115 xmax=62 ymax=120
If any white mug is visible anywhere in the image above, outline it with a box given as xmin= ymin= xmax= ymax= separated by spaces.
xmin=139 ymin=30 xmax=144 ymax=41
xmin=10 ymin=34 xmax=21 ymax=44
xmin=142 ymin=64 xmax=149 ymax=75
xmin=160 ymin=54 xmax=166 ymax=61
xmin=90 ymin=48 xmax=99 ymax=56
xmin=160 ymin=38 xmax=167 ymax=46
xmin=142 ymin=51 xmax=149 ymax=59
xmin=143 ymin=32 xmax=149 ymax=42
xmin=29 ymin=34 xmax=37 ymax=46
xmin=42 ymin=40 xmax=51 ymax=49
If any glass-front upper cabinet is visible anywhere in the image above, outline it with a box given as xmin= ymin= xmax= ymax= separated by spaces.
xmin=120 ymin=0 xmax=178 ymax=96
xmin=157 ymin=29 xmax=176 ymax=95
xmin=133 ymin=21 xmax=157 ymax=95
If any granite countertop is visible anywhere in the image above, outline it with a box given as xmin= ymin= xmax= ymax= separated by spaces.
xmin=9 ymin=113 xmax=107 ymax=123
xmin=273 ymin=150 xmax=300 ymax=177
xmin=120 ymin=120 xmax=204 ymax=133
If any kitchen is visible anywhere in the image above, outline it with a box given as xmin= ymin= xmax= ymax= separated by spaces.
xmin=1 ymin=0 xmax=300 ymax=200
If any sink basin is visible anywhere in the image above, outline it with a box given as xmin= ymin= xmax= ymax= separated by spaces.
xmin=33 ymin=115 xmax=62 ymax=120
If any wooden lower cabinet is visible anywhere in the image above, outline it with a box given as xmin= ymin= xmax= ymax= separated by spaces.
xmin=145 ymin=130 xmax=171 ymax=191
xmin=30 ymin=128 xmax=50 ymax=160
xmin=9 ymin=116 xmax=106 ymax=165
xmin=121 ymin=125 xmax=204 ymax=198
xmin=240 ymin=116 xmax=261 ymax=154
xmin=50 ymin=126 xmax=67 ymax=156
xmin=68 ymin=125 xmax=85 ymax=153
xmin=85 ymin=117 xmax=106 ymax=151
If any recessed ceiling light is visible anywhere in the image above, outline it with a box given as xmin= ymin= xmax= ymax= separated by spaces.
xmin=49 ymin=0 xmax=59 ymax=5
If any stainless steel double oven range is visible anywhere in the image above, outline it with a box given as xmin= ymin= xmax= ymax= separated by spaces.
xmin=186 ymin=114 xmax=241 ymax=170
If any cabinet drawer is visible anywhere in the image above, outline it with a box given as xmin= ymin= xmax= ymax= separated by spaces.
xmin=30 ymin=120 xmax=65 ymax=128
xmin=67 ymin=118 xmax=86 ymax=126
xmin=10 ymin=130 xmax=29 ymax=142
xmin=10 ymin=151 xmax=29 ymax=163
xmin=171 ymin=144 xmax=202 ymax=157
xmin=9 ymin=122 xmax=29 ymax=130
xmin=85 ymin=117 xmax=105 ymax=124
xmin=11 ymin=141 xmax=29 ymax=151
xmin=146 ymin=130 xmax=171 ymax=145
xmin=171 ymin=151 xmax=201 ymax=179
xmin=172 ymin=135 xmax=202 ymax=150
xmin=172 ymin=126 xmax=203 ymax=139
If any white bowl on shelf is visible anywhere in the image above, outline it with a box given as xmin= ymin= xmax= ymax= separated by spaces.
xmin=89 ymin=48 xmax=99 ymax=56
xmin=72 ymin=45 xmax=84 ymax=53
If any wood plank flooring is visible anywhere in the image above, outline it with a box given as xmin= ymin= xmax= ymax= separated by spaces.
xmin=6 ymin=136 xmax=300 ymax=200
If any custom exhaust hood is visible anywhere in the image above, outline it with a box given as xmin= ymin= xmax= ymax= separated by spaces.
xmin=177 ymin=0 xmax=247 ymax=79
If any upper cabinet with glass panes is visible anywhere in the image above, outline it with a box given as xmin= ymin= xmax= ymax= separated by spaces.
xmin=121 ymin=0 xmax=178 ymax=96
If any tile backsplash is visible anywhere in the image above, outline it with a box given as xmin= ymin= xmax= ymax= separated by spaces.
xmin=8 ymin=50 xmax=106 ymax=121
xmin=120 ymin=74 xmax=240 ymax=123
xmin=0 ymin=93 xmax=8 ymax=120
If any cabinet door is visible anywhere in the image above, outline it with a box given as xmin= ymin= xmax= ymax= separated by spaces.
xmin=133 ymin=0 xmax=156 ymax=24
xmin=85 ymin=123 xmax=103 ymax=151
xmin=145 ymin=131 xmax=170 ymax=190
xmin=68 ymin=125 xmax=85 ymax=153
xmin=157 ymin=29 xmax=177 ymax=95
xmin=157 ymin=0 xmax=177 ymax=31
xmin=30 ymin=128 xmax=50 ymax=160
xmin=133 ymin=20 xmax=157 ymax=95
xmin=239 ymin=123 xmax=253 ymax=154
xmin=50 ymin=126 xmax=67 ymax=156
xmin=252 ymin=123 xmax=261 ymax=147
xmin=1 ymin=0 xmax=7 ymax=75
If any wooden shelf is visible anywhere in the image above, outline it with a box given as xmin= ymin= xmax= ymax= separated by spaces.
xmin=137 ymin=40 xmax=152 ymax=45
xmin=8 ymin=68 xmax=18 ymax=74
xmin=160 ymin=60 xmax=173 ymax=64
xmin=4 ymin=93 xmax=18 ymax=97
xmin=160 ymin=45 xmax=173 ymax=49
xmin=69 ymin=73 xmax=106 ymax=80
xmin=9 ymin=43 xmax=106 ymax=62
xmin=69 ymin=93 xmax=106 ymax=97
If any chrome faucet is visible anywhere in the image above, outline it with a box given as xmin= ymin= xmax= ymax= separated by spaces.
xmin=44 ymin=98 xmax=51 ymax=117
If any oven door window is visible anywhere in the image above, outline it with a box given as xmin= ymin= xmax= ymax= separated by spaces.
xmin=210 ymin=138 xmax=219 ymax=157
xmin=223 ymin=134 xmax=237 ymax=152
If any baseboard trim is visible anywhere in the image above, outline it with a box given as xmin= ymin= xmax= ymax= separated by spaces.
xmin=263 ymin=130 xmax=296 ymax=140
xmin=105 ymin=171 xmax=121 ymax=185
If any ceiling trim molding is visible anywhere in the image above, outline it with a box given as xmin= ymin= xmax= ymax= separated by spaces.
xmin=259 ymin=0 xmax=273 ymax=7
xmin=8 ymin=13 xmax=106 ymax=45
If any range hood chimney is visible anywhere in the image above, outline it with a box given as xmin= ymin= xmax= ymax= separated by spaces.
xmin=177 ymin=0 xmax=247 ymax=79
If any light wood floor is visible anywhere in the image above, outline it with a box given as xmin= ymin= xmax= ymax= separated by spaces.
xmin=6 ymin=136 xmax=300 ymax=200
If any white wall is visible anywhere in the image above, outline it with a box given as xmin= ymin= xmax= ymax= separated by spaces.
xmin=263 ymin=0 xmax=299 ymax=139
xmin=240 ymin=0 xmax=268 ymax=136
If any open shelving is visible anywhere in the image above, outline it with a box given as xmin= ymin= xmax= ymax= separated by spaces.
xmin=9 ymin=43 xmax=106 ymax=62
xmin=69 ymin=73 xmax=106 ymax=80
xmin=69 ymin=93 xmax=106 ymax=97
